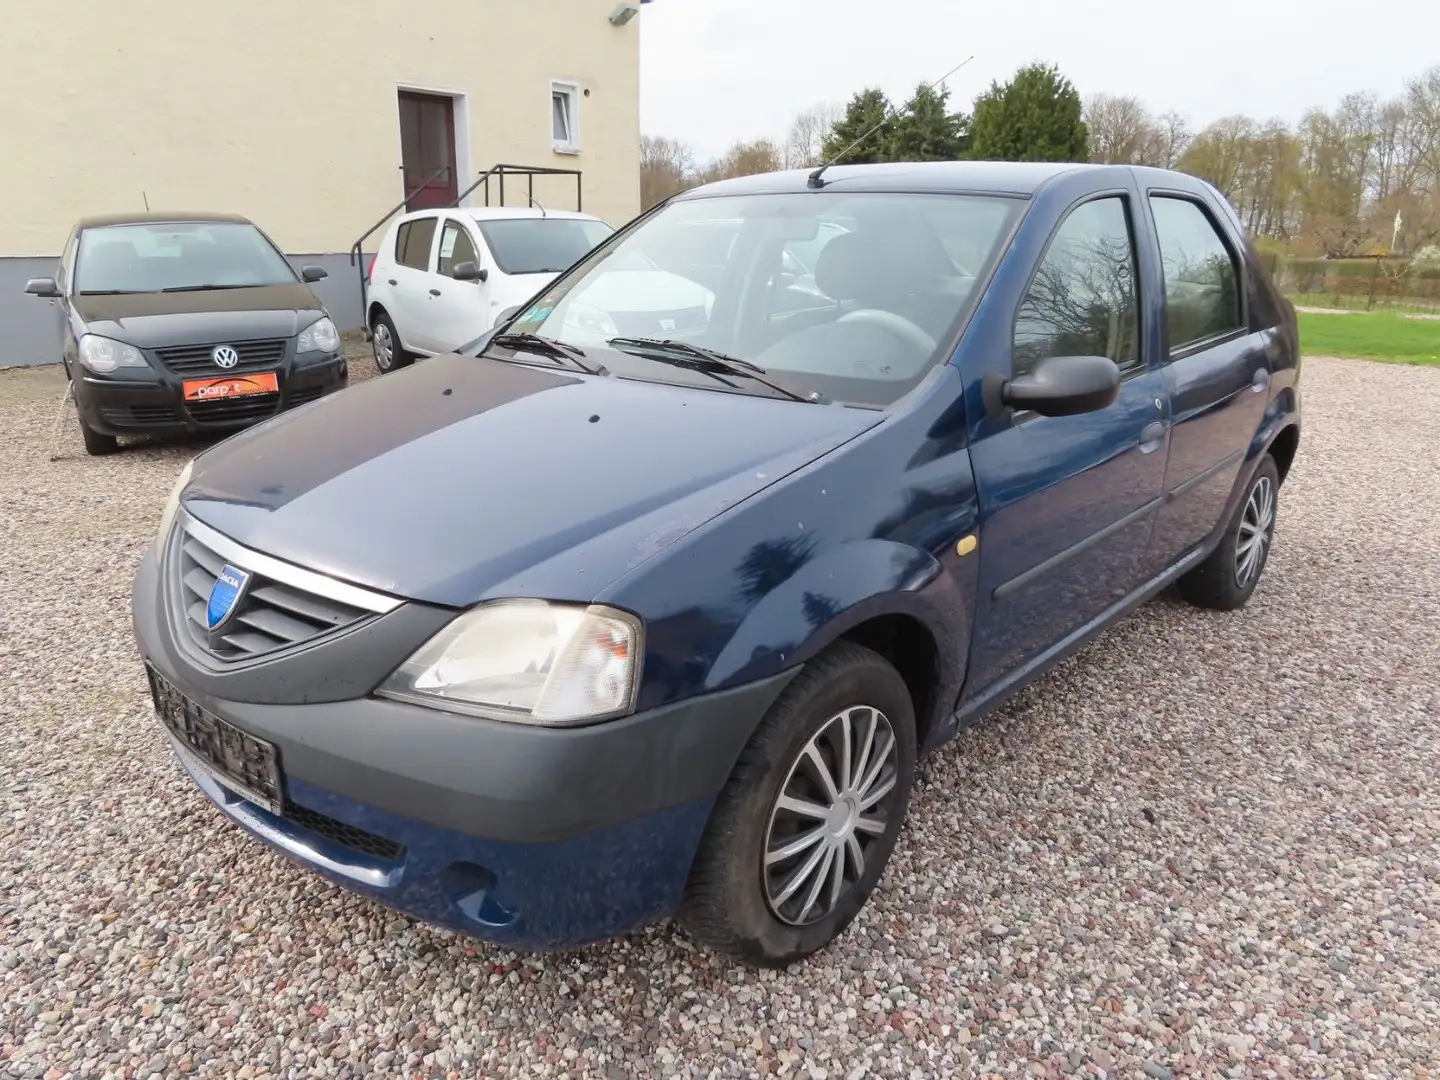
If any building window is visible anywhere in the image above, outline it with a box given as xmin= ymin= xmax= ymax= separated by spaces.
xmin=551 ymin=81 xmax=580 ymax=154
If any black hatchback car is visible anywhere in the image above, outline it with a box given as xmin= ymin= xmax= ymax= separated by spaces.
xmin=24 ymin=211 xmax=348 ymax=455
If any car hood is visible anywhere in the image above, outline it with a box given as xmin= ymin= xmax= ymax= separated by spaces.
xmin=72 ymin=282 xmax=324 ymax=348
xmin=180 ymin=352 xmax=883 ymax=607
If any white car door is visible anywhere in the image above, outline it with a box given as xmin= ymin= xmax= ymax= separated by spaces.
xmin=386 ymin=213 xmax=444 ymax=354
xmin=426 ymin=216 xmax=493 ymax=351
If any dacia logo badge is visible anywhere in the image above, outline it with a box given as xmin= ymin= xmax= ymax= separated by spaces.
xmin=206 ymin=564 xmax=251 ymax=630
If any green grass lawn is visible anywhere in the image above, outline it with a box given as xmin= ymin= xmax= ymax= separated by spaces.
xmin=1297 ymin=310 xmax=1440 ymax=366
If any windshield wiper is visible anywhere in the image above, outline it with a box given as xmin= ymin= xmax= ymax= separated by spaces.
xmin=604 ymin=337 xmax=822 ymax=404
xmin=160 ymin=283 xmax=265 ymax=292
xmin=78 ymin=289 xmax=142 ymax=295
xmin=489 ymin=332 xmax=606 ymax=376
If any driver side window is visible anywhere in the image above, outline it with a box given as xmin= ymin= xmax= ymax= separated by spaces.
xmin=1013 ymin=196 xmax=1141 ymax=380
xmin=438 ymin=220 xmax=479 ymax=278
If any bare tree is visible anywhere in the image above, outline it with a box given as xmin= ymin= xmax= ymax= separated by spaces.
xmin=1084 ymin=93 xmax=1154 ymax=164
xmin=699 ymin=138 xmax=785 ymax=183
xmin=1144 ymin=111 xmax=1192 ymax=168
xmin=783 ymin=101 xmax=843 ymax=168
xmin=640 ymin=134 xmax=697 ymax=211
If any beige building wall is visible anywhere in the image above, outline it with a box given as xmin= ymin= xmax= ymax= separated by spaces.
xmin=0 ymin=0 xmax=643 ymax=257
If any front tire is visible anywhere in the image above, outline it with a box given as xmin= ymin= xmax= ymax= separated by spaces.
xmin=1177 ymin=453 xmax=1280 ymax=611
xmin=370 ymin=309 xmax=414 ymax=374
xmin=679 ymin=641 xmax=917 ymax=968
xmin=78 ymin=413 xmax=119 ymax=456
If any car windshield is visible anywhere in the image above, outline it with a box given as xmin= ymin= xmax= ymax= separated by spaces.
xmin=73 ymin=221 xmax=298 ymax=294
xmin=492 ymin=191 xmax=1022 ymax=408
xmin=476 ymin=217 xmax=615 ymax=276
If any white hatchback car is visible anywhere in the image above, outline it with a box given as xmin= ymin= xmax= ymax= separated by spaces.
xmin=364 ymin=206 xmax=615 ymax=372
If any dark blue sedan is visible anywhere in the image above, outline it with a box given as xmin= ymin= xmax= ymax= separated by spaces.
xmin=131 ymin=160 xmax=1301 ymax=967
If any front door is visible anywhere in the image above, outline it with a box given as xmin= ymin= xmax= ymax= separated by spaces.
xmin=1140 ymin=190 xmax=1273 ymax=564
xmin=427 ymin=217 xmax=492 ymax=351
xmin=398 ymin=91 xmax=459 ymax=211
xmin=960 ymin=190 xmax=1171 ymax=696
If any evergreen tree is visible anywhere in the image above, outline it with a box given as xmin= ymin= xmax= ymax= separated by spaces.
xmin=819 ymin=88 xmax=895 ymax=165
xmin=887 ymin=83 xmax=971 ymax=161
xmin=969 ymin=62 xmax=1089 ymax=162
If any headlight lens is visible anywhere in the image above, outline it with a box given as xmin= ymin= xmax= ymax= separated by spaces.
xmin=379 ymin=599 xmax=642 ymax=725
xmin=562 ymin=301 xmax=618 ymax=341
xmin=77 ymin=334 xmax=147 ymax=374
xmin=154 ymin=459 xmax=194 ymax=564
xmin=297 ymin=317 xmax=339 ymax=354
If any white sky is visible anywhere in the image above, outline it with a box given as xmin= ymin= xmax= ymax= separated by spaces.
xmin=638 ymin=0 xmax=1438 ymax=161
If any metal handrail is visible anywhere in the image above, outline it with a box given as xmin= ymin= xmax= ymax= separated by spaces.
xmin=348 ymin=164 xmax=451 ymax=318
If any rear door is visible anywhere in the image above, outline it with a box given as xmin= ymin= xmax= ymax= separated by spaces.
xmin=425 ymin=216 xmax=493 ymax=351
xmin=387 ymin=213 xmax=442 ymax=353
xmin=1139 ymin=186 xmax=1272 ymax=563
xmin=959 ymin=179 xmax=1171 ymax=697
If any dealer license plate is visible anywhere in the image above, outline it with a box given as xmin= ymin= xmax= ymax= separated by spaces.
xmin=146 ymin=664 xmax=284 ymax=814
xmin=181 ymin=372 xmax=280 ymax=401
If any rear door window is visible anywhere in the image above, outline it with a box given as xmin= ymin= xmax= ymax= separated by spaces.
xmin=1148 ymin=196 xmax=1244 ymax=353
xmin=397 ymin=217 xmax=438 ymax=271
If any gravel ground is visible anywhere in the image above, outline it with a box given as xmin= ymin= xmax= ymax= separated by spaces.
xmin=2 ymin=349 xmax=1438 ymax=1080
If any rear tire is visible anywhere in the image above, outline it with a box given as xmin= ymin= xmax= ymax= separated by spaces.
xmin=679 ymin=641 xmax=917 ymax=968
xmin=1177 ymin=453 xmax=1280 ymax=611
xmin=370 ymin=309 xmax=414 ymax=373
xmin=78 ymin=413 xmax=119 ymax=456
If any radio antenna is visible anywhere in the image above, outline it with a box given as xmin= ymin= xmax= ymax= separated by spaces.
xmin=807 ymin=55 xmax=975 ymax=189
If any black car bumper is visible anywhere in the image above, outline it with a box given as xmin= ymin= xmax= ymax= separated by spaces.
xmin=75 ymin=354 xmax=348 ymax=438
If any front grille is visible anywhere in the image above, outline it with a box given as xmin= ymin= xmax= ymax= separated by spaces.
xmin=284 ymin=803 xmax=406 ymax=862
xmin=154 ymin=338 xmax=288 ymax=376
xmin=186 ymin=393 xmax=282 ymax=425
xmin=98 ymin=404 xmax=183 ymax=428
xmin=175 ymin=526 xmax=373 ymax=661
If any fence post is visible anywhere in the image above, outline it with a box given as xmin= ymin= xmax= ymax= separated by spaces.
xmin=1366 ymin=255 xmax=1381 ymax=312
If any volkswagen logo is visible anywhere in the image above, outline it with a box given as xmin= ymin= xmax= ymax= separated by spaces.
xmin=212 ymin=345 xmax=239 ymax=369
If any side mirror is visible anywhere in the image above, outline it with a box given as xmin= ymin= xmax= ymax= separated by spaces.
xmin=987 ymin=354 xmax=1121 ymax=419
xmin=300 ymin=265 xmax=328 ymax=283
xmin=453 ymin=260 xmax=488 ymax=284
xmin=25 ymin=277 xmax=60 ymax=298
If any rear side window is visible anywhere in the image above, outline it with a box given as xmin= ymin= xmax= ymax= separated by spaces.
xmin=396 ymin=217 xmax=437 ymax=271
xmin=1149 ymin=196 xmax=1243 ymax=352
xmin=1013 ymin=196 xmax=1142 ymax=380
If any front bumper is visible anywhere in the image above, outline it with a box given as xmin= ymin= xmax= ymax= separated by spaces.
xmin=131 ymin=545 xmax=797 ymax=949
xmin=75 ymin=354 xmax=347 ymax=438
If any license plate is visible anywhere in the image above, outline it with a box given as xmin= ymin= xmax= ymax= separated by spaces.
xmin=182 ymin=372 xmax=279 ymax=401
xmin=146 ymin=664 xmax=284 ymax=814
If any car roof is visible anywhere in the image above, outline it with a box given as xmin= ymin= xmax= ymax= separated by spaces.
xmin=400 ymin=206 xmax=605 ymax=224
xmin=76 ymin=210 xmax=255 ymax=230
xmin=674 ymin=160 xmax=1115 ymax=200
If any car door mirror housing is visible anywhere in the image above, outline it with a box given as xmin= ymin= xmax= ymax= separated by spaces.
xmin=300 ymin=265 xmax=329 ymax=283
xmin=25 ymin=277 xmax=60 ymax=298
xmin=988 ymin=354 xmax=1122 ymax=419
xmin=452 ymin=260 xmax=488 ymax=284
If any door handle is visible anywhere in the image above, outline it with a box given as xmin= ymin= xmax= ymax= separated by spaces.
xmin=429 ymin=288 xmax=442 ymax=297
xmin=387 ymin=278 xmax=397 ymax=286
xmin=1251 ymin=367 xmax=1270 ymax=393
xmin=1139 ymin=420 xmax=1166 ymax=453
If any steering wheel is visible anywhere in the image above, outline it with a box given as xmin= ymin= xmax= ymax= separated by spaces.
xmin=836 ymin=308 xmax=938 ymax=354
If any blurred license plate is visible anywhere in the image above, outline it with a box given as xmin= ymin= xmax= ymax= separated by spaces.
xmin=146 ymin=664 xmax=284 ymax=814
xmin=182 ymin=372 xmax=279 ymax=401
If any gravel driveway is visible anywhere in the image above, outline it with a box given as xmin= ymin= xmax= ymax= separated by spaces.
xmin=2 ymin=352 xmax=1438 ymax=1080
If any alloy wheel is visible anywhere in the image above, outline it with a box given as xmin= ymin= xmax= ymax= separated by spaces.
xmin=372 ymin=322 xmax=394 ymax=371
xmin=1236 ymin=473 xmax=1275 ymax=588
xmin=762 ymin=705 xmax=899 ymax=927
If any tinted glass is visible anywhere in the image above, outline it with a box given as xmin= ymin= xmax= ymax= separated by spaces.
xmin=398 ymin=217 xmax=437 ymax=271
xmin=1014 ymin=197 xmax=1141 ymax=378
xmin=501 ymin=191 xmax=1022 ymax=408
xmin=438 ymin=220 xmax=479 ymax=277
xmin=1150 ymin=196 xmax=1243 ymax=351
xmin=73 ymin=221 xmax=296 ymax=294
xmin=477 ymin=218 xmax=614 ymax=275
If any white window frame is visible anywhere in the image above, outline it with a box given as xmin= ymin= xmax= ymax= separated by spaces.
xmin=550 ymin=80 xmax=581 ymax=155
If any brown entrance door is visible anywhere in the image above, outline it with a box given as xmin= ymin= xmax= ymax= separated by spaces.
xmin=398 ymin=91 xmax=459 ymax=211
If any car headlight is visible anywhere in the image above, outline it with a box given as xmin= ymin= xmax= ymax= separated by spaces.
xmin=563 ymin=301 xmax=618 ymax=341
xmin=378 ymin=599 xmax=643 ymax=725
xmin=297 ymin=317 xmax=339 ymax=354
xmin=154 ymin=459 xmax=194 ymax=564
xmin=77 ymin=334 xmax=147 ymax=374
